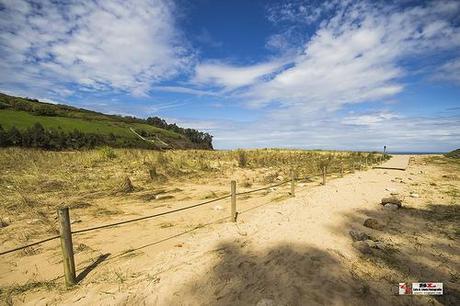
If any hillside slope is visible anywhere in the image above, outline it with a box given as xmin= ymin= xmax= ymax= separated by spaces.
xmin=0 ymin=93 xmax=212 ymax=150
xmin=445 ymin=148 xmax=460 ymax=158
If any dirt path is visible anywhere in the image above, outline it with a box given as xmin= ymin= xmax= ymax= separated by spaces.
xmin=12 ymin=155 xmax=460 ymax=305
xmin=374 ymin=155 xmax=410 ymax=170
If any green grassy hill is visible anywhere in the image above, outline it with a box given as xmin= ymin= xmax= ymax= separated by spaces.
xmin=0 ymin=93 xmax=212 ymax=150
xmin=445 ymin=148 xmax=460 ymax=159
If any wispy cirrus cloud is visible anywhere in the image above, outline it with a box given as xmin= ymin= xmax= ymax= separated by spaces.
xmin=246 ymin=0 xmax=460 ymax=111
xmin=201 ymin=109 xmax=460 ymax=152
xmin=185 ymin=0 xmax=460 ymax=150
xmin=192 ymin=60 xmax=287 ymax=91
xmin=0 ymin=0 xmax=192 ymax=98
xmin=189 ymin=1 xmax=460 ymax=112
xmin=0 ymin=0 xmax=459 ymax=151
xmin=341 ymin=112 xmax=402 ymax=126
xmin=434 ymin=58 xmax=460 ymax=85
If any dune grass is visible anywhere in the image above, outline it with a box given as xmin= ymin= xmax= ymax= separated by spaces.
xmin=0 ymin=147 xmax=382 ymax=246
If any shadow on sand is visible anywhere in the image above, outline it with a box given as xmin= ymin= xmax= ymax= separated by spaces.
xmin=76 ymin=253 xmax=110 ymax=283
xmin=330 ymin=203 xmax=460 ymax=306
xmin=167 ymin=203 xmax=459 ymax=305
xmin=167 ymin=242 xmax=379 ymax=305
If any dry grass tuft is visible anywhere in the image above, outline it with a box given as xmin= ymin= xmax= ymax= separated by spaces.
xmin=118 ymin=176 xmax=134 ymax=193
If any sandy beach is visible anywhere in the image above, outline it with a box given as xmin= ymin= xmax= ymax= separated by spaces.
xmin=2 ymin=154 xmax=456 ymax=305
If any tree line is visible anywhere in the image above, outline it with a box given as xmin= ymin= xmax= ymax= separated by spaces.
xmin=0 ymin=123 xmax=155 ymax=150
xmin=146 ymin=117 xmax=213 ymax=149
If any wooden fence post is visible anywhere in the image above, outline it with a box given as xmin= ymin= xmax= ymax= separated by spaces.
xmin=322 ymin=166 xmax=326 ymax=185
xmin=58 ymin=207 xmax=76 ymax=287
xmin=290 ymin=170 xmax=295 ymax=197
xmin=231 ymin=180 xmax=237 ymax=222
xmin=340 ymin=162 xmax=344 ymax=177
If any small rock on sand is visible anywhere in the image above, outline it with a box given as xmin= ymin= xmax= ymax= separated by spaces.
xmin=363 ymin=218 xmax=384 ymax=230
xmin=381 ymin=196 xmax=402 ymax=207
xmin=364 ymin=240 xmax=385 ymax=249
xmin=352 ymin=241 xmax=372 ymax=254
xmin=409 ymin=192 xmax=420 ymax=198
xmin=383 ymin=203 xmax=399 ymax=210
xmin=364 ymin=239 xmax=377 ymax=248
xmin=349 ymin=230 xmax=370 ymax=241
xmin=213 ymin=205 xmax=224 ymax=211
xmin=155 ymin=194 xmax=174 ymax=200
xmin=0 ymin=217 xmax=11 ymax=228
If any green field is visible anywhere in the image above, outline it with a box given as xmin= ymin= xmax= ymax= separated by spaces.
xmin=0 ymin=92 xmax=212 ymax=149
xmin=0 ymin=110 xmax=183 ymax=140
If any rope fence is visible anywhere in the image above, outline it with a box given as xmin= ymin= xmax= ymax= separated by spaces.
xmin=0 ymin=157 xmax=384 ymax=286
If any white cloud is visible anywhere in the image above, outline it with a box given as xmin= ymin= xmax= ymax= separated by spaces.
xmin=151 ymin=86 xmax=219 ymax=96
xmin=245 ymin=0 xmax=460 ymax=110
xmin=341 ymin=112 xmax=402 ymax=126
xmin=0 ymin=0 xmax=191 ymax=97
xmin=200 ymin=110 xmax=460 ymax=152
xmin=188 ymin=1 xmax=460 ymax=151
xmin=434 ymin=58 xmax=460 ymax=85
xmin=192 ymin=60 xmax=287 ymax=91
xmin=266 ymin=0 xmax=340 ymax=26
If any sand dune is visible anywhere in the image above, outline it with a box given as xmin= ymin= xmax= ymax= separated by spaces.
xmin=8 ymin=155 xmax=460 ymax=305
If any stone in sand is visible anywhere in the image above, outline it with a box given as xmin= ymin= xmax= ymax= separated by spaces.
xmin=363 ymin=239 xmax=385 ymax=249
xmin=0 ymin=217 xmax=9 ymax=228
xmin=364 ymin=239 xmax=377 ymax=248
xmin=381 ymin=196 xmax=402 ymax=207
xmin=352 ymin=241 xmax=372 ymax=254
xmin=363 ymin=218 xmax=384 ymax=231
xmin=383 ymin=203 xmax=399 ymax=210
xmin=155 ymin=194 xmax=174 ymax=200
xmin=349 ymin=230 xmax=370 ymax=241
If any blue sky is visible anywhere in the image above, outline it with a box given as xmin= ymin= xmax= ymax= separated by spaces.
xmin=0 ymin=0 xmax=459 ymax=151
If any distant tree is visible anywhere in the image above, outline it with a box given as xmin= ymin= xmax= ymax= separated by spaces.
xmin=7 ymin=127 xmax=22 ymax=146
xmin=10 ymin=99 xmax=33 ymax=112
xmin=0 ymin=125 xmax=5 ymax=146
xmin=32 ymin=106 xmax=57 ymax=116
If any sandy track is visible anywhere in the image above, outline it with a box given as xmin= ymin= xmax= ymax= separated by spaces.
xmin=374 ymin=155 xmax=410 ymax=170
xmin=17 ymin=155 xmax=460 ymax=305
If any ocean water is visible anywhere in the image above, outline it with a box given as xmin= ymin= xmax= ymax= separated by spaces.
xmin=387 ymin=152 xmax=445 ymax=155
